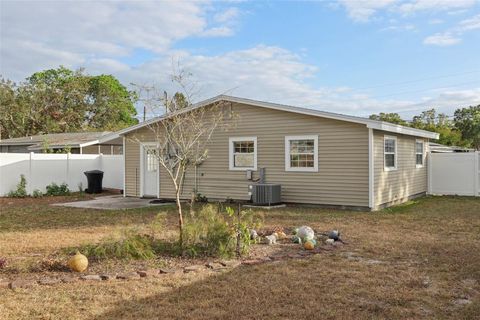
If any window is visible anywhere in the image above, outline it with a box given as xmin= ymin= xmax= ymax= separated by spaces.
xmin=146 ymin=148 xmax=158 ymax=172
xmin=415 ymin=139 xmax=424 ymax=167
xmin=285 ymin=135 xmax=318 ymax=172
xmin=384 ymin=136 xmax=397 ymax=171
xmin=229 ymin=137 xmax=257 ymax=170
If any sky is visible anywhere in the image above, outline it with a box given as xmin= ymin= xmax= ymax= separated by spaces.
xmin=1 ymin=0 xmax=479 ymax=119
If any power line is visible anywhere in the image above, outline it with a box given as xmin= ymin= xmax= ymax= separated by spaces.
xmin=354 ymin=70 xmax=480 ymax=91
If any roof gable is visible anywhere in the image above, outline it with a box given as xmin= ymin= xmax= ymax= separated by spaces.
xmin=116 ymin=95 xmax=439 ymax=139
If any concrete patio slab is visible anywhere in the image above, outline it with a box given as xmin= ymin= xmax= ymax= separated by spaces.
xmin=52 ymin=195 xmax=174 ymax=210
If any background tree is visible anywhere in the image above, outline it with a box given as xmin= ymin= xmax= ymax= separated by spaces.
xmin=369 ymin=112 xmax=407 ymax=125
xmin=454 ymin=105 xmax=480 ymax=150
xmin=0 ymin=66 xmax=138 ymax=139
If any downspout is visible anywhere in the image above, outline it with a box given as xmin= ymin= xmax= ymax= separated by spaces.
xmin=368 ymin=128 xmax=375 ymax=210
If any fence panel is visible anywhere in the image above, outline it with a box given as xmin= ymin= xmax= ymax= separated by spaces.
xmin=0 ymin=153 xmax=123 ymax=196
xmin=429 ymin=152 xmax=479 ymax=196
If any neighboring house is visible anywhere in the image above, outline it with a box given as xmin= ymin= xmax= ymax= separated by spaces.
xmin=429 ymin=142 xmax=474 ymax=153
xmin=117 ymin=95 xmax=439 ymax=210
xmin=0 ymin=132 xmax=123 ymax=154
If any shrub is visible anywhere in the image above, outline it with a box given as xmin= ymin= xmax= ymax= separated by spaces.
xmin=7 ymin=174 xmax=28 ymax=198
xmin=74 ymin=230 xmax=157 ymax=261
xmin=32 ymin=189 xmax=43 ymax=198
xmin=182 ymin=204 xmax=262 ymax=258
xmin=45 ymin=182 xmax=70 ymax=196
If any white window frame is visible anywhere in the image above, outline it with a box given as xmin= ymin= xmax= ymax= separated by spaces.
xmin=415 ymin=139 xmax=424 ymax=168
xmin=285 ymin=135 xmax=318 ymax=172
xmin=229 ymin=137 xmax=257 ymax=171
xmin=384 ymin=135 xmax=397 ymax=171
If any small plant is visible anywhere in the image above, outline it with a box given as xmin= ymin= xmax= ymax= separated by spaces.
xmin=194 ymin=193 xmax=208 ymax=203
xmin=73 ymin=230 xmax=157 ymax=261
xmin=182 ymin=204 xmax=263 ymax=258
xmin=7 ymin=174 xmax=28 ymax=198
xmin=0 ymin=257 xmax=7 ymax=269
xmin=32 ymin=189 xmax=43 ymax=198
xmin=45 ymin=182 xmax=70 ymax=196
xmin=77 ymin=182 xmax=84 ymax=193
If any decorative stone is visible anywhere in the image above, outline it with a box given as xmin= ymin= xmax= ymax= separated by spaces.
xmin=60 ymin=276 xmax=78 ymax=283
xmin=80 ymin=275 xmax=102 ymax=281
xmin=184 ymin=265 xmax=204 ymax=273
xmin=159 ymin=268 xmax=182 ymax=275
xmin=116 ymin=272 xmax=141 ymax=280
xmin=265 ymin=234 xmax=277 ymax=245
xmin=137 ymin=270 xmax=149 ymax=278
xmin=0 ymin=281 xmax=10 ymax=289
xmin=219 ymin=260 xmax=241 ymax=268
xmin=68 ymin=252 xmax=89 ymax=272
xmin=100 ymin=274 xmax=116 ymax=281
xmin=9 ymin=280 xmax=36 ymax=289
xmin=325 ymin=239 xmax=335 ymax=245
xmin=205 ymin=262 xmax=226 ymax=270
xmin=242 ymin=259 xmax=263 ymax=265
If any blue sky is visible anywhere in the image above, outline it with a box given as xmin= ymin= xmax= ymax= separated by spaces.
xmin=1 ymin=0 xmax=479 ymax=118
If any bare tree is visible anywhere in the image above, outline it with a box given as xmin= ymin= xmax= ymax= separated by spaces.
xmin=129 ymin=76 xmax=233 ymax=245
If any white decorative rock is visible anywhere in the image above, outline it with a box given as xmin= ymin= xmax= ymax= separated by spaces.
xmin=265 ymin=234 xmax=277 ymax=245
xmin=297 ymin=226 xmax=315 ymax=241
xmin=325 ymin=239 xmax=335 ymax=245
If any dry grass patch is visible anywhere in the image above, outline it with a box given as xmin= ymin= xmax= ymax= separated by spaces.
xmin=0 ymin=195 xmax=479 ymax=319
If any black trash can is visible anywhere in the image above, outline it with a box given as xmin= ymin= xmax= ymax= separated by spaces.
xmin=84 ymin=170 xmax=104 ymax=194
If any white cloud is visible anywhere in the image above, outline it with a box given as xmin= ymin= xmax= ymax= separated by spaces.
xmin=214 ymin=7 xmax=240 ymax=23
xmin=423 ymin=13 xmax=480 ymax=47
xmin=337 ymin=0 xmax=397 ymax=22
xmin=337 ymin=0 xmax=476 ymax=22
xmin=200 ymin=26 xmax=235 ymax=37
xmin=398 ymin=0 xmax=476 ymax=14
xmin=423 ymin=32 xmax=461 ymax=46
xmin=458 ymin=14 xmax=480 ymax=31
xmin=0 ymin=1 xmax=234 ymax=80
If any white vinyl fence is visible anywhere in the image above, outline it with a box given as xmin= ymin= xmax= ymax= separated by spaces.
xmin=428 ymin=152 xmax=479 ymax=196
xmin=0 ymin=153 xmax=123 ymax=196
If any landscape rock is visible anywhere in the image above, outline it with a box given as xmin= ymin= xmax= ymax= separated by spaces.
xmin=325 ymin=239 xmax=335 ymax=245
xmin=205 ymin=262 xmax=226 ymax=270
xmin=116 ymin=272 xmax=141 ymax=280
xmin=184 ymin=265 xmax=205 ymax=273
xmin=242 ymin=259 xmax=263 ymax=265
xmin=0 ymin=281 xmax=10 ymax=289
xmin=80 ymin=275 xmax=102 ymax=281
xmin=60 ymin=276 xmax=78 ymax=283
xmin=38 ymin=278 xmax=61 ymax=286
xmin=265 ymin=234 xmax=277 ymax=245
xmin=159 ymin=268 xmax=183 ymax=275
xmin=219 ymin=260 xmax=241 ymax=268
xmin=100 ymin=274 xmax=116 ymax=281
xmin=9 ymin=280 xmax=37 ymax=289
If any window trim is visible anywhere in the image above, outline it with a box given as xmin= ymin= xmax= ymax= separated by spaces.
xmin=384 ymin=135 xmax=397 ymax=172
xmin=415 ymin=139 xmax=424 ymax=168
xmin=229 ymin=136 xmax=257 ymax=171
xmin=285 ymin=135 xmax=319 ymax=172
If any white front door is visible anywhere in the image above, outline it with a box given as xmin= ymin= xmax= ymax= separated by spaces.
xmin=142 ymin=145 xmax=158 ymax=197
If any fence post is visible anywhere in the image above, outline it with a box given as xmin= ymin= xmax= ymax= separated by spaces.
xmin=427 ymin=152 xmax=432 ymax=195
xmin=475 ymin=151 xmax=479 ymax=197
xmin=66 ymin=152 xmax=70 ymax=191
xmin=28 ymin=152 xmax=34 ymax=195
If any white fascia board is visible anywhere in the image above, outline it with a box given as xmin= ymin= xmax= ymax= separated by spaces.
xmin=366 ymin=122 xmax=439 ymax=139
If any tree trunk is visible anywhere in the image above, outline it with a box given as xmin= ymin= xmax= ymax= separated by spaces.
xmin=175 ymin=189 xmax=184 ymax=246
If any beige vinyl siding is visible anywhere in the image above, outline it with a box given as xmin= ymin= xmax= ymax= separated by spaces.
xmin=82 ymin=145 xmax=99 ymax=154
xmin=124 ymin=102 xmax=369 ymax=207
xmin=373 ymin=130 xmax=427 ymax=207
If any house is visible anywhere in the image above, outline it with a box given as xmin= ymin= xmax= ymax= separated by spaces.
xmin=0 ymin=132 xmax=123 ymax=154
xmin=117 ymin=95 xmax=439 ymax=211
